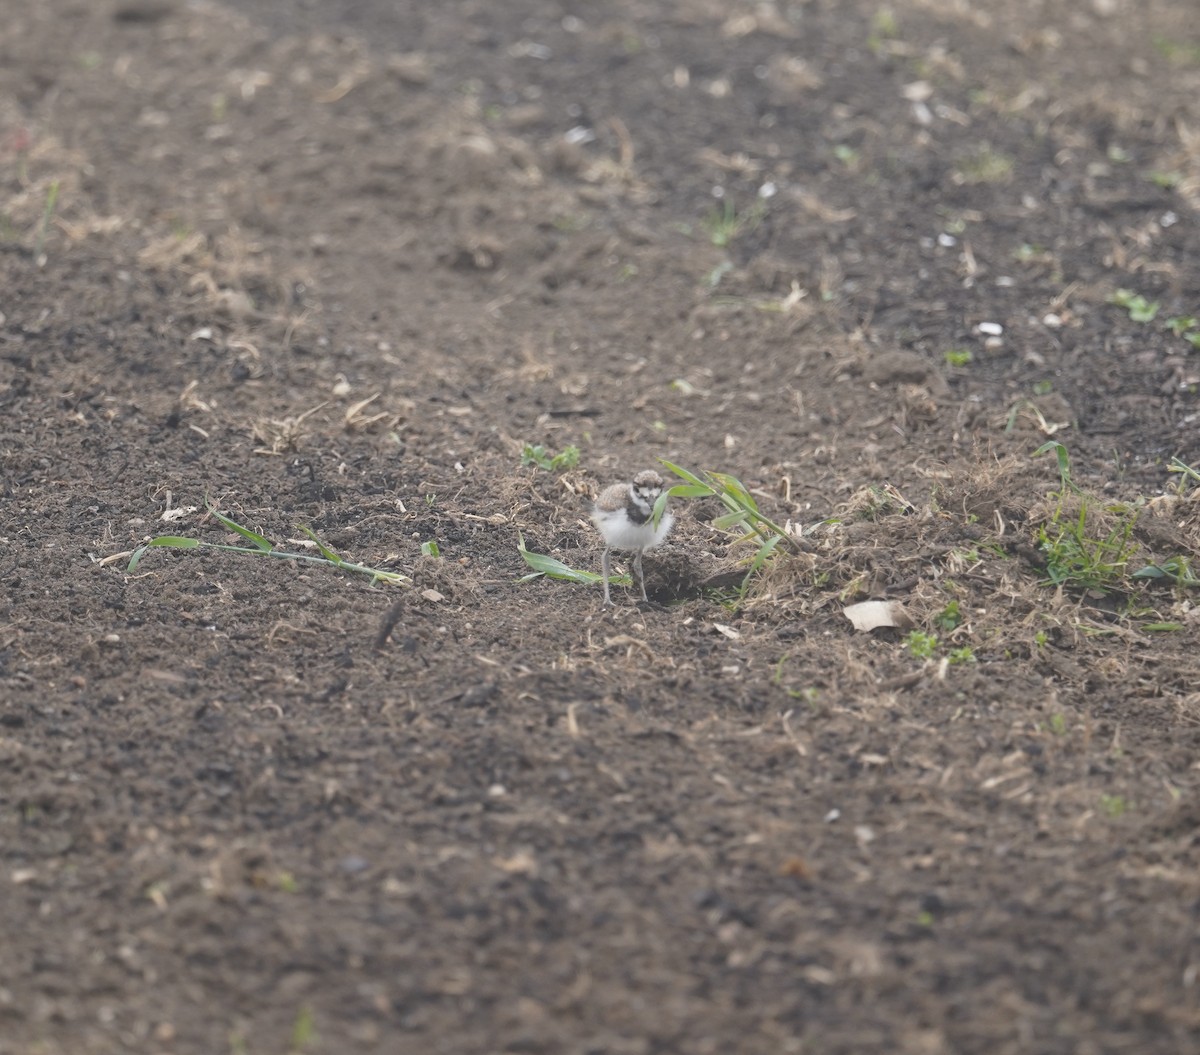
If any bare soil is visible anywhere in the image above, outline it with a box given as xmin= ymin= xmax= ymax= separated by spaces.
xmin=3 ymin=1 xmax=1200 ymax=1053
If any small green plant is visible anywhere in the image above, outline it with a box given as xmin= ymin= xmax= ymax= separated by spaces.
xmin=290 ymin=1004 xmax=316 ymax=1052
xmin=1153 ymin=35 xmax=1200 ymax=65
xmin=33 ymin=179 xmax=60 ymax=261
xmin=702 ymin=197 xmax=763 ymax=248
xmin=1047 ymin=713 xmax=1067 ymax=735
xmin=1099 ymin=793 xmax=1129 ymax=819
xmin=1168 ymin=457 xmax=1200 ymax=492
xmin=1145 ymin=169 xmax=1183 ymax=189
xmin=772 ymin=655 xmax=821 ymax=703
xmin=1163 ymin=317 xmax=1200 ymax=350
xmin=934 ymin=600 xmax=963 ymax=632
xmin=867 ymin=6 xmax=899 ymax=52
xmin=956 ymin=145 xmax=1013 ymax=185
xmin=1132 ymin=555 xmax=1198 ymax=587
xmin=1109 ymin=288 xmax=1160 ymax=323
xmin=420 ymin=540 xmax=441 ymax=558
xmin=655 ymin=459 xmax=801 ymax=596
xmin=946 ymin=646 xmax=976 ymax=665
xmin=833 ymin=144 xmax=861 ymax=169
xmin=1033 ymin=441 xmax=1138 ymax=593
xmin=906 ymin=631 xmax=939 ymax=659
xmin=128 ymin=504 xmax=408 ymax=585
xmin=943 ymin=347 xmax=973 ymax=367
xmin=521 ymin=443 xmax=581 ymax=472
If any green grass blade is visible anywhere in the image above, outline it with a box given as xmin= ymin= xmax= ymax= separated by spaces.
xmin=658 ymin=458 xmax=708 ymax=489
xmin=651 ymin=490 xmax=671 ymax=530
xmin=668 ymin=484 xmax=715 ymax=499
xmin=706 ymin=470 xmax=759 ymax=512
xmin=517 ymin=533 xmax=620 ymax=586
xmin=296 ymin=524 xmax=343 ymax=565
xmin=207 ymin=506 xmax=273 ymax=551
xmin=127 ymin=536 xmax=199 ymax=572
xmin=33 ymin=179 xmax=59 ymax=259
xmin=713 ymin=509 xmax=752 ymax=532
xmin=1168 ymin=457 xmax=1200 ymax=484
xmin=1034 ymin=440 xmax=1079 ymax=493
xmin=148 ymin=536 xmax=201 ymax=549
xmin=747 ymin=534 xmax=783 ymax=574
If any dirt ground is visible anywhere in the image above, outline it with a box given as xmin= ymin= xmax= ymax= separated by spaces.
xmin=2 ymin=0 xmax=1200 ymax=1052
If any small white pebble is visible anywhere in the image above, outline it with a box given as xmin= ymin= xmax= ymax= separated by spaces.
xmin=487 ymin=784 xmax=507 ymax=798
xmin=937 ymin=232 xmax=957 ymax=247
xmin=1042 ymin=313 xmax=1062 ymax=328
xmin=563 ymin=125 xmax=594 ymax=145
xmin=824 ymin=809 xmax=840 ymax=824
xmin=977 ymin=321 xmax=1003 ymax=336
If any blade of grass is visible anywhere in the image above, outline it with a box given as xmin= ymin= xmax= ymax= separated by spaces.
xmin=33 ymin=179 xmax=59 ymax=260
xmin=296 ymin=524 xmax=344 ymax=566
xmin=658 ymin=458 xmax=709 ymax=489
xmin=517 ymin=533 xmax=626 ymax=586
xmin=207 ymin=505 xmax=273 ymax=551
xmin=127 ymin=536 xmax=199 ymax=572
xmin=127 ymin=506 xmax=407 ymax=585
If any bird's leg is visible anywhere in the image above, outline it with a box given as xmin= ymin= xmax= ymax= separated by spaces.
xmin=633 ymin=548 xmax=647 ymax=602
xmin=601 ymin=547 xmax=613 ymax=606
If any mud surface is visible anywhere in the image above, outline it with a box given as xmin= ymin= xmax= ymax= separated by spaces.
xmin=3 ymin=1 xmax=1200 ymax=1052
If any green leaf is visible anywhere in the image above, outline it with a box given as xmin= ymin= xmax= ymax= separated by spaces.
xmin=657 ymin=458 xmax=708 ymax=489
xmin=712 ymin=509 xmax=751 ymax=532
xmin=207 ymin=506 xmax=273 ymax=551
xmin=1131 ymin=564 xmax=1167 ymax=579
xmin=521 ymin=443 xmax=579 ymax=471
xmin=1034 ymin=440 xmax=1078 ymax=493
xmin=651 ymin=490 xmax=671 ymax=530
xmin=296 ymin=524 xmax=343 ymax=565
xmin=1142 ymin=622 xmax=1184 ymax=632
xmin=1168 ymin=458 xmax=1200 ymax=483
xmin=1130 ymin=302 xmax=1159 ymax=323
xmin=420 ymin=540 xmax=441 ymax=558
xmin=667 ymin=484 xmax=714 ymax=499
xmin=707 ymin=471 xmax=759 ymax=512
xmin=517 ymin=533 xmax=616 ymax=585
xmin=747 ymin=534 xmax=783 ymax=575
xmin=127 ymin=536 xmax=200 ymax=572
xmin=147 ymin=536 xmax=201 ymax=549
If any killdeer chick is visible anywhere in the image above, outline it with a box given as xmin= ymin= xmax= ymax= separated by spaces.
xmin=591 ymin=469 xmax=673 ymax=606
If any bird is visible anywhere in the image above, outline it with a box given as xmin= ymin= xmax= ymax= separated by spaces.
xmin=591 ymin=469 xmax=673 ymax=606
